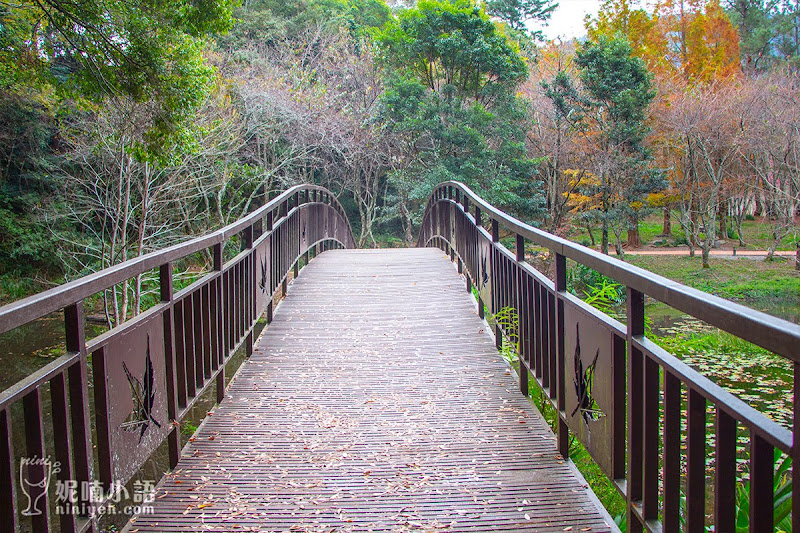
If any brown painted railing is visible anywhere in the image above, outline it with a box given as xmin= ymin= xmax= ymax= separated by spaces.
xmin=419 ymin=181 xmax=800 ymax=533
xmin=0 ymin=184 xmax=354 ymax=533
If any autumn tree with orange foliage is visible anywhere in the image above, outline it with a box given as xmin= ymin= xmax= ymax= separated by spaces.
xmin=542 ymin=35 xmax=664 ymax=255
xmin=583 ymin=0 xmax=748 ymax=263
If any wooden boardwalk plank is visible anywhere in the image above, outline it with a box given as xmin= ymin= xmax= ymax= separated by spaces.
xmin=128 ymin=248 xmax=614 ymax=532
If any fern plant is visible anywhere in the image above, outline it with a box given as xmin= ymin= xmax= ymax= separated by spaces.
xmin=492 ymin=306 xmax=520 ymax=362
xmin=734 ymin=449 xmax=792 ymax=532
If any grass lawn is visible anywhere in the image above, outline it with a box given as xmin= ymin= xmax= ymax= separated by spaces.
xmin=625 ymin=254 xmax=800 ymax=301
xmin=568 ymin=213 xmax=798 ymax=251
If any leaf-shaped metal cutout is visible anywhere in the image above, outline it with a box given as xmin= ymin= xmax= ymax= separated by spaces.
xmin=120 ymin=334 xmax=162 ymax=443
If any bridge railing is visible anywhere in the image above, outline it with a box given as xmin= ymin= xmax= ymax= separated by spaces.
xmin=419 ymin=181 xmax=800 ymax=532
xmin=0 ymin=184 xmax=354 ymax=533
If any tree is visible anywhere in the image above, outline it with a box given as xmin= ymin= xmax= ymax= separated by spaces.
xmin=544 ymin=35 xmax=664 ymax=254
xmin=588 ymin=0 xmax=741 ymax=83
xmin=521 ymin=41 xmax=585 ymax=232
xmin=485 ymin=0 xmax=557 ymax=36
xmin=725 ymin=0 xmax=800 ymax=70
xmin=664 ymin=80 xmax=746 ymax=267
xmin=587 ymin=0 xmax=668 ymax=73
xmin=739 ymin=71 xmax=800 ymax=259
xmin=52 ymin=98 xmax=243 ymax=325
xmin=0 ymin=0 xmax=236 ymax=149
xmin=376 ymin=0 xmax=539 ymax=239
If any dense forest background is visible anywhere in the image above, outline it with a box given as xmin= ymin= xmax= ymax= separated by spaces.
xmin=1 ymin=0 xmax=799 ymax=300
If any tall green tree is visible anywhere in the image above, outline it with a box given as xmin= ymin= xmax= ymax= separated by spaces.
xmin=0 ymin=0 xmax=237 ymax=281
xmin=0 ymin=0 xmax=237 ymax=145
xmin=376 ymin=0 xmax=539 ymax=240
xmin=544 ymin=35 xmax=664 ymax=254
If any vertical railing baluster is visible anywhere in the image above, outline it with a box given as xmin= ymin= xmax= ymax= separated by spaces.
xmin=534 ymin=282 xmax=543 ymax=383
xmin=184 ymin=294 xmax=196 ymax=398
xmin=213 ymin=243 xmax=225 ymax=403
xmin=64 ymin=301 xmax=93 ymax=526
xmin=491 ymin=219 xmax=500 ymax=350
xmin=243 ymin=221 xmax=255 ymax=358
xmin=626 ymin=287 xmax=645 ymax=532
xmin=715 ymin=408 xmax=737 ymax=531
xmin=793 ymin=361 xmax=800 ymax=533
xmin=0 ymin=407 xmax=16 ymax=532
xmin=234 ymin=260 xmax=241 ymax=343
xmin=612 ymin=333 xmax=626 ymax=481
xmin=193 ymin=289 xmax=204 ymax=389
xmin=686 ymin=388 xmax=707 ymax=533
xmin=547 ymin=289 xmax=557 ymax=399
xmin=159 ymin=263 xmax=180 ymax=469
xmin=643 ymin=354 xmax=659 ymax=520
xmin=554 ymin=253 xmax=568 ymax=457
xmin=516 ymin=234 xmax=527 ymax=396
xmin=209 ymin=279 xmax=220 ymax=371
xmin=750 ymin=432 xmax=774 ymax=532
xmin=92 ymin=345 xmax=113 ymax=491
xmin=662 ymin=371 xmax=681 ymax=532
xmin=202 ymin=283 xmax=212 ymax=378
xmin=174 ymin=301 xmax=187 ymax=409
xmin=23 ymin=388 xmax=50 ymax=532
xmin=525 ymin=273 xmax=534 ymax=380
xmin=50 ymin=370 xmax=76 ymax=532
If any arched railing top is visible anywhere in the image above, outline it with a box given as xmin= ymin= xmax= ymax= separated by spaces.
xmin=421 ymin=180 xmax=800 ymax=362
xmin=0 ymin=184 xmax=354 ymax=335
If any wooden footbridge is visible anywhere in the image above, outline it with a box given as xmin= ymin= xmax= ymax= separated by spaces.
xmin=1 ymin=183 xmax=799 ymax=533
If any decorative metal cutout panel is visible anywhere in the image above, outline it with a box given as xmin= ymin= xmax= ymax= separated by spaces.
xmin=477 ymin=233 xmax=492 ymax=308
xmin=106 ymin=313 xmax=168 ymax=484
xmin=563 ymin=304 xmax=617 ymax=478
xmin=255 ymin=237 xmax=271 ymax=317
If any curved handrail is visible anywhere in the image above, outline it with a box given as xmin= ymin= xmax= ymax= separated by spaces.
xmin=419 ymin=180 xmax=800 ymax=532
xmin=421 ymin=181 xmax=800 ymax=362
xmin=0 ymin=184 xmax=354 ymax=335
xmin=0 ymin=183 xmax=354 ymax=531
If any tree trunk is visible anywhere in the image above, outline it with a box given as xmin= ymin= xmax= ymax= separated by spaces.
xmin=766 ymin=230 xmax=781 ymax=261
xmin=585 ymin=223 xmax=595 ymax=246
xmin=627 ymin=214 xmax=641 ymax=248
xmin=796 ymin=243 xmax=799 ymax=271
xmin=702 ymin=246 xmax=710 ymax=268
xmin=662 ymin=205 xmax=671 ymax=236
xmin=399 ymin=200 xmax=414 ymax=245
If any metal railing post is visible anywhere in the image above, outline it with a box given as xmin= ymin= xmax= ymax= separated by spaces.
xmin=516 ymin=234 xmax=528 ymax=397
xmin=554 ymin=253 xmax=568 ymax=457
xmin=491 ymin=219 xmax=501 ymax=350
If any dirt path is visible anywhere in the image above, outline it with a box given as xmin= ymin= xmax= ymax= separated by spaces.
xmin=625 ymin=249 xmax=797 ymax=257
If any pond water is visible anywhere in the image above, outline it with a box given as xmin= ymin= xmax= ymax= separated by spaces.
xmin=647 ymin=294 xmax=798 ymax=431
xmin=0 ymin=314 xmax=106 ymax=392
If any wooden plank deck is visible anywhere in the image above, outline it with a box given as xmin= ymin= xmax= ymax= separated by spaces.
xmin=128 ymin=248 xmax=615 ymax=532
